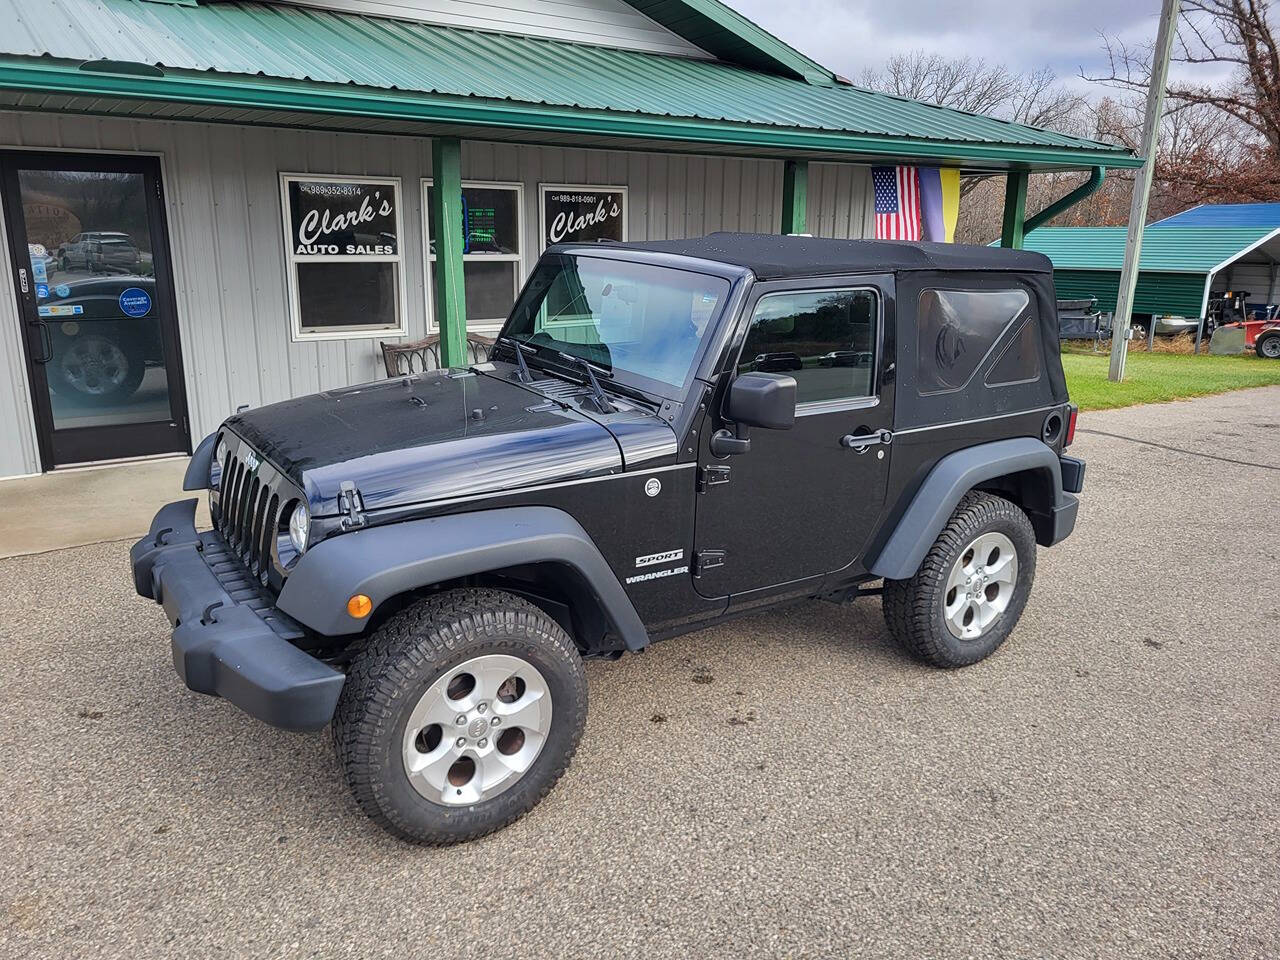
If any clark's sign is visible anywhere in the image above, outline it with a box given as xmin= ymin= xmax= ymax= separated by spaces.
xmin=541 ymin=185 xmax=627 ymax=248
xmin=287 ymin=178 xmax=399 ymax=257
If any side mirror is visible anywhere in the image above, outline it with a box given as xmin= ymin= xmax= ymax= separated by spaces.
xmin=727 ymin=372 xmax=797 ymax=430
xmin=710 ymin=372 xmax=797 ymax=456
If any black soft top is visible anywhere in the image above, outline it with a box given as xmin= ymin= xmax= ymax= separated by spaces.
xmin=620 ymin=233 xmax=1052 ymax=279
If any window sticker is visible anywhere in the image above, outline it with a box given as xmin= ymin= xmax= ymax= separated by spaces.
xmin=38 ymin=304 xmax=83 ymax=317
xmin=119 ymin=286 xmax=152 ymax=318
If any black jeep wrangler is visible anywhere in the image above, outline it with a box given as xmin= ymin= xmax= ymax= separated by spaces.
xmin=131 ymin=234 xmax=1084 ymax=845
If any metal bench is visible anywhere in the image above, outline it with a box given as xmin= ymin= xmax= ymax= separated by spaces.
xmin=380 ymin=333 xmax=495 ymax=377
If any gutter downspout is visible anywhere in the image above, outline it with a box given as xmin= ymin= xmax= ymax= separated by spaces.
xmin=1024 ymin=166 xmax=1106 ymax=235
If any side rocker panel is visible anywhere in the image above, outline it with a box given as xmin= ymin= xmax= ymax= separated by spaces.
xmin=867 ymin=437 xmax=1065 ymax=581
xmin=276 ymin=506 xmax=650 ymax=650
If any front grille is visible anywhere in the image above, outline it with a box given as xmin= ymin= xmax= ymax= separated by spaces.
xmin=215 ymin=441 xmax=294 ymax=583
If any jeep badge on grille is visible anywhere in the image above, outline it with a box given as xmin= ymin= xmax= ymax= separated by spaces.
xmin=243 ymin=451 xmax=260 ymax=472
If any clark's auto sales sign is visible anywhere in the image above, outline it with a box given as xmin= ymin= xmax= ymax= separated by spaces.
xmin=287 ymin=179 xmax=399 ymax=257
xmin=541 ymin=185 xmax=627 ymax=248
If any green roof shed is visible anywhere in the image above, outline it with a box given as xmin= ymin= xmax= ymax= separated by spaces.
xmin=1020 ymin=226 xmax=1280 ymax=317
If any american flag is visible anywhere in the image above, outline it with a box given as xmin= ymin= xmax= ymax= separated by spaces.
xmin=873 ymin=166 xmax=921 ymax=240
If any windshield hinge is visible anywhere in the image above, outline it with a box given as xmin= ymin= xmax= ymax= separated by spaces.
xmin=338 ymin=480 xmax=368 ymax=530
xmin=693 ymin=549 xmax=726 ymax=576
xmin=697 ymin=464 xmax=731 ymax=493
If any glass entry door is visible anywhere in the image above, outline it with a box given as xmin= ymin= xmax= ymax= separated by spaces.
xmin=2 ymin=152 xmax=189 ymax=468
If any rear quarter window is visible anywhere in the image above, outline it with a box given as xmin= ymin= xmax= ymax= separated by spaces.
xmin=917 ymin=288 xmax=1033 ymax=395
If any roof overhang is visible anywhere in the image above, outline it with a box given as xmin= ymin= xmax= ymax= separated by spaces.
xmin=0 ymin=58 xmax=1144 ymax=173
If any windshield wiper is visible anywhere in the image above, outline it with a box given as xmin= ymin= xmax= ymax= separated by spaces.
xmin=556 ymin=352 xmax=617 ymax=414
xmin=498 ymin=335 xmax=534 ymax=384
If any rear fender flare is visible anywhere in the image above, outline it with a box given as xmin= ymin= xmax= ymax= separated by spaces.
xmin=867 ymin=437 xmax=1063 ymax=581
xmin=276 ymin=505 xmax=649 ymax=650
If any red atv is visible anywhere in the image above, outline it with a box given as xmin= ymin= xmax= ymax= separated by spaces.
xmin=1208 ymin=292 xmax=1280 ymax=358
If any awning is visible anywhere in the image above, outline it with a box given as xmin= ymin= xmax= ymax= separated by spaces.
xmin=0 ymin=0 xmax=1142 ymax=171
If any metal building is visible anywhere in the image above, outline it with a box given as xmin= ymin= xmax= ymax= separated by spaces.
xmin=0 ymin=0 xmax=1137 ymax=477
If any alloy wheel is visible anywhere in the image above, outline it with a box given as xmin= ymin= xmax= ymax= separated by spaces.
xmin=943 ymin=531 xmax=1018 ymax=640
xmin=401 ymin=654 xmax=553 ymax=806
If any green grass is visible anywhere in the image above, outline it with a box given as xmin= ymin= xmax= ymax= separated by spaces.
xmin=1062 ymin=350 xmax=1280 ymax=411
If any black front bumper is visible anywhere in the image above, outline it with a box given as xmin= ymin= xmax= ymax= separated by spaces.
xmin=130 ymin=499 xmax=344 ymax=731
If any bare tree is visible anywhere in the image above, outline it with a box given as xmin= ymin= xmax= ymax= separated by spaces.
xmin=859 ymin=52 xmax=1089 ymax=213
xmin=1085 ymin=0 xmax=1280 ymax=203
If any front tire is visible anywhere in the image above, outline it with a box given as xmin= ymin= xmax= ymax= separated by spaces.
xmin=333 ymin=588 xmax=587 ymax=845
xmin=883 ymin=491 xmax=1037 ymax=668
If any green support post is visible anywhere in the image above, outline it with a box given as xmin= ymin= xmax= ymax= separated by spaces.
xmin=781 ymin=159 xmax=808 ymax=235
xmin=429 ymin=136 xmax=468 ymax=367
xmin=1000 ymin=170 xmax=1028 ymax=249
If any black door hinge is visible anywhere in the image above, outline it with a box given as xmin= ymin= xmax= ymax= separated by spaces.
xmin=693 ymin=549 xmax=726 ymax=576
xmin=697 ymin=464 xmax=731 ymax=493
xmin=338 ymin=480 xmax=368 ymax=530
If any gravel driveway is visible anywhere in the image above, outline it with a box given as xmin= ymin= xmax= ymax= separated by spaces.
xmin=2 ymin=387 xmax=1278 ymax=960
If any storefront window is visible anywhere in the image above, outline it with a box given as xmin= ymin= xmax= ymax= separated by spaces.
xmin=424 ymin=180 xmax=524 ymax=331
xmin=280 ymin=174 xmax=407 ymax=340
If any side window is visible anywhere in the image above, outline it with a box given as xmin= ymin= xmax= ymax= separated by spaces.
xmin=738 ymin=288 xmax=878 ymax=404
xmin=917 ymin=288 xmax=1030 ymax=394
xmin=985 ymin=317 xmax=1041 ymax=386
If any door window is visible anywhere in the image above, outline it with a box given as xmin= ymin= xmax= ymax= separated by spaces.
xmin=17 ymin=168 xmax=168 ymax=430
xmin=738 ymin=288 xmax=878 ymax=404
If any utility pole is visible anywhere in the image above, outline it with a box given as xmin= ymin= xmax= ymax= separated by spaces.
xmin=1109 ymin=0 xmax=1180 ymax=381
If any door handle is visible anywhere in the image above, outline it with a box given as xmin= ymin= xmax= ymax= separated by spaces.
xmin=27 ymin=320 xmax=53 ymax=363
xmin=840 ymin=428 xmax=892 ymax=452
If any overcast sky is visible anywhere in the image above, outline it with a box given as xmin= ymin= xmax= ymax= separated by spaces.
xmin=723 ymin=0 xmax=1224 ymax=94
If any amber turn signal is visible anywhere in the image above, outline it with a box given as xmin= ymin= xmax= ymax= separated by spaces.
xmin=347 ymin=594 xmax=373 ymax=618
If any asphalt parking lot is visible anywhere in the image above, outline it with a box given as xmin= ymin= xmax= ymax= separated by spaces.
xmin=2 ymin=387 xmax=1278 ymax=960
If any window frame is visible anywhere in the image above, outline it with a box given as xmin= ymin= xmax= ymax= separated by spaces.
xmin=279 ymin=172 xmax=408 ymax=342
xmin=422 ymin=178 xmax=525 ymax=334
xmin=731 ymin=283 xmax=884 ymax=416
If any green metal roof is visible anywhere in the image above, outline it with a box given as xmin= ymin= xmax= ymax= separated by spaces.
xmin=1021 ymin=226 xmax=1280 ymax=273
xmin=0 ymin=0 xmax=1142 ymax=169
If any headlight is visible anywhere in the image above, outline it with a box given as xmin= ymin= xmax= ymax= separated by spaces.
xmin=288 ymin=502 xmax=310 ymax=555
xmin=210 ymin=435 xmax=227 ymax=488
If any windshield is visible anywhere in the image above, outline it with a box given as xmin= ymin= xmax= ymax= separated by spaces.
xmin=502 ymin=254 xmax=731 ymax=394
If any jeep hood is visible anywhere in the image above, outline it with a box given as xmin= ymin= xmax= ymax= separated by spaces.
xmin=225 ymin=369 xmax=662 ymax=515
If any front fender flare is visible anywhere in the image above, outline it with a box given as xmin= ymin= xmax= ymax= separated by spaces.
xmin=182 ymin=431 xmax=217 ymax=491
xmin=276 ymin=506 xmax=649 ymax=650
xmin=867 ymin=437 xmax=1064 ymax=581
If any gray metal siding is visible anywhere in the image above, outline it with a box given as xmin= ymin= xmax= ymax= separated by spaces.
xmin=279 ymin=0 xmax=710 ymax=58
xmin=806 ymin=162 xmax=875 ymax=239
xmin=0 ymin=196 xmax=39 ymax=477
xmin=1218 ymin=260 xmax=1279 ymax=303
xmin=0 ymin=111 xmax=872 ymax=475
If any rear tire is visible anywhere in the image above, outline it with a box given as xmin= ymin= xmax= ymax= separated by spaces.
xmin=1256 ymin=330 xmax=1280 ymax=359
xmin=883 ymin=491 xmax=1036 ymax=668
xmin=333 ymin=588 xmax=587 ymax=845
